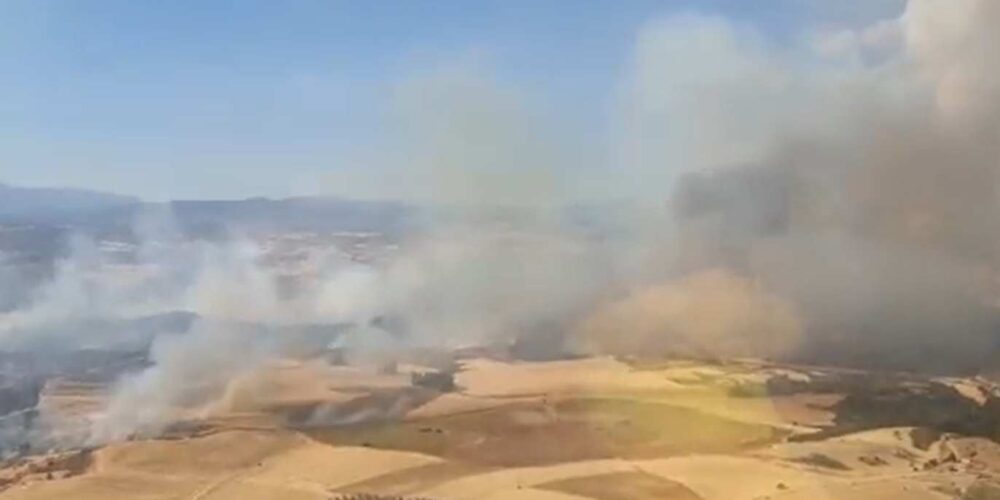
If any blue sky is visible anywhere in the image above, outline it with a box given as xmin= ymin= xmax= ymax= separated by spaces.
xmin=0 ymin=0 xmax=904 ymax=200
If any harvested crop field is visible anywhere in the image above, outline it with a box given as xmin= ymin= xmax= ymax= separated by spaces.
xmin=538 ymin=471 xmax=705 ymax=500
xmin=307 ymin=397 xmax=786 ymax=466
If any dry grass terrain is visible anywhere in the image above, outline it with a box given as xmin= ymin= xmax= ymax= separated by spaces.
xmin=1 ymin=356 xmax=997 ymax=499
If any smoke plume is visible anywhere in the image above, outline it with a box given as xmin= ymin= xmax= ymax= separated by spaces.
xmin=582 ymin=0 xmax=1000 ymax=373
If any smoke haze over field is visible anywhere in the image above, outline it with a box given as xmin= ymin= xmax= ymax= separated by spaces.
xmin=1 ymin=0 xmax=1000 ymax=449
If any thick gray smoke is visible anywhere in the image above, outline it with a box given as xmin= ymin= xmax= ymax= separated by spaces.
xmin=582 ymin=0 xmax=1000 ymax=373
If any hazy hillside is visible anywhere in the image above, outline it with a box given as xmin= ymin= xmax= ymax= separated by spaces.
xmin=0 ymin=184 xmax=420 ymax=237
xmin=0 ymin=184 xmax=139 ymax=225
xmin=168 ymin=197 xmax=418 ymax=237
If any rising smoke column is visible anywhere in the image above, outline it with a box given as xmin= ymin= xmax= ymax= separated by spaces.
xmin=584 ymin=0 xmax=1000 ymax=373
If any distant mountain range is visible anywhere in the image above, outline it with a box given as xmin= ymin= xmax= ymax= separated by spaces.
xmin=168 ymin=196 xmax=417 ymax=236
xmin=0 ymin=183 xmax=632 ymax=243
xmin=0 ymin=184 xmax=139 ymax=225
xmin=0 ymin=184 xmax=417 ymax=236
